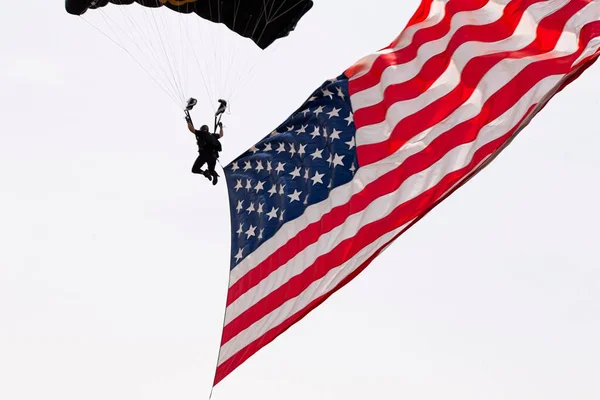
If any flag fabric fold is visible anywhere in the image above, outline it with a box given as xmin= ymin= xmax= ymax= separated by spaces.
xmin=214 ymin=0 xmax=600 ymax=386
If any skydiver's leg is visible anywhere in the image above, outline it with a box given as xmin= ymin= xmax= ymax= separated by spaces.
xmin=207 ymin=157 xmax=218 ymax=185
xmin=191 ymin=154 xmax=206 ymax=174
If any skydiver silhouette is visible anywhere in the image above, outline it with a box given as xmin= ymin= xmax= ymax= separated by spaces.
xmin=185 ymin=113 xmax=223 ymax=185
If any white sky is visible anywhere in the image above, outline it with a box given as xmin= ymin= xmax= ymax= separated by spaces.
xmin=1 ymin=1 xmax=599 ymax=399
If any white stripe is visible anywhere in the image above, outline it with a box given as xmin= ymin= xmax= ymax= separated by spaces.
xmin=347 ymin=0 xmax=449 ymax=81
xmin=225 ymin=65 xmax=560 ymax=323
xmin=354 ymin=13 xmax=593 ymax=149
xmin=229 ymin=13 xmax=576 ymax=289
xmin=229 ymin=0 xmax=600 ymax=288
xmin=351 ymin=0 xmax=511 ymax=108
xmin=219 ymin=221 xmax=413 ymax=366
xmin=220 ymin=73 xmax=565 ymax=362
xmin=354 ymin=0 xmax=572 ymax=146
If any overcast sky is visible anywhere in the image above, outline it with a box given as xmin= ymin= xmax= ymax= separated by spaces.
xmin=1 ymin=1 xmax=600 ymax=399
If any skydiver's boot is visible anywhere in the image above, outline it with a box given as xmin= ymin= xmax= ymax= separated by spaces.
xmin=210 ymin=170 xmax=219 ymax=185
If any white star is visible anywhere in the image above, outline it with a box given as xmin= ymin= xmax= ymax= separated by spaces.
xmin=258 ymin=229 xmax=264 ymax=240
xmin=289 ymin=166 xmax=301 ymax=179
xmin=310 ymin=148 xmax=323 ymax=160
xmin=276 ymin=142 xmax=286 ymax=154
xmin=249 ymin=145 xmax=259 ymax=153
xmin=329 ymin=128 xmax=341 ymax=141
xmin=264 ymin=142 xmax=272 ymax=151
xmin=296 ymin=124 xmax=308 ymax=134
xmin=301 ymin=108 xmax=310 ymax=116
xmin=236 ymin=223 xmax=244 ymax=236
xmin=254 ymin=181 xmax=265 ymax=193
xmin=327 ymin=107 xmax=341 ymax=118
xmin=245 ymin=179 xmax=252 ymax=191
xmin=279 ymin=184 xmax=286 ymax=195
xmin=310 ymin=126 xmax=320 ymax=139
xmin=279 ymin=209 xmax=285 ymax=221
xmin=231 ymin=162 xmax=239 ymax=172
xmin=236 ymin=200 xmax=244 ymax=213
xmin=234 ymin=179 xmax=243 ymax=192
xmin=246 ymin=202 xmax=255 ymax=214
xmin=255 ymin=160 xmax=264 ymax=172
xmin=245 ymin=224 xmax=256 ymax=239
xmin=298 ymin=143 xmax=307 ymax=156
xmin=266 ymin=161 xmax=272 ymax=173
xmin=257 ymin=203 xmax=264 ymax=216
xmin=332 ymin=153 xmax=345 ymax=168
xmin=345 ymin=137 xmax=356 ymax=149
xmin=336 ymin=86 xmax=345 ymax=100
xmin=268 ymin=184 xmax=277 ymax=197
xmin=308 ymin=95 xmax=318 ymax=102
xmin=322 ymin=88 xmax=334 ymax=99
xmin=304 ymin=168 xmax=310 ymax=180
xmin=327 ymin=153 xmax=332 ymax=166
xmin=267 ymin=206 xmax=279 ymax=220
xmin=289 ymin=143 xmax=296 ymax=157
xmin=243 ymin=161 xmax=252 ymax=171
xmin=269 ymin=129 xmax=279 ymax=137
xmin=275 ymin=162 xmax=286 ymax=174
xmin=234 ymin=248 xmax=244 ymax=262
xmin=344 ymin=112 xmax=354 ymax=126
xmin=288 ymin=189 xmax=302 ymax=203
xmin=314 ymin=105 xmax=324 ymax=117
xmin=304 ymin=195 xmax=309 ymax=205
xmin=311 ymin=171 xmax=325 ymax=185
xmin=350 ymin=163 xmax=357 ymax=173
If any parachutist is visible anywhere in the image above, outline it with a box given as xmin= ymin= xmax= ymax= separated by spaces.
xmin=186 ymin=112 xmax=223 ymax=185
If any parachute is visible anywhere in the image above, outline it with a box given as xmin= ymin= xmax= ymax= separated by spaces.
xmin=65 ymin=0 xmax=313 ymax=110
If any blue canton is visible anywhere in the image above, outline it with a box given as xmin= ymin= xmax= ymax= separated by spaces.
xmin=224 ymin=73 xmax=359 ymax=270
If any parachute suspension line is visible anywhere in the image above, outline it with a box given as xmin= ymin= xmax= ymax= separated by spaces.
xmin=221 ymin=0 xmax=249 ymax=101
xmin=79 ymin=14 xmax=180 ymax=108
xmin=177 ymin=10 xmax=190 ymax=102
xmin=219 ymin=0 xmax=240 ymax=101
xmin=148 ymin=8 xmax=187 ymax=105
xmin=114 ymin=6 xmax=184 ymax=103
xmin=183 ymin=19 xmax=216 ymax=109
xmin=99 ymin=5 xmax=183 ymax=105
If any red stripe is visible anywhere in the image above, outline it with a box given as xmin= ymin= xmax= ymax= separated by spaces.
xmin=215 ymin=126 xmax=522 ymax=386
xmin=225 ymin=19 xmax=599 ymax=310
xmin=349 ymin=0 xmax=488 ymax=94
xmin=403 ymin=0 xmax=436 ymax=32
xmin=353 ymin=0 xmax=545 ymax=128
xmin=357 ymin=0 xmax=589 ymax=166
xmin=221 ymin=79 xmax=550 ymax=344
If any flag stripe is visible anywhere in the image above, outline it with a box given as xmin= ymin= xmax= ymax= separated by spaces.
xmin=215 ymin=111 xmax=533 ymax=384
xmin=350 ymin=0 xmax=492 ymax=93
xmin=221 ymin=72 xmax=566 ymax=348
xmin=225 ymin=10 xmax=594 ymax=310
xmin=214 ymin=0 xmax=600 ymax=387
xmin=352 ymin=0 xmax=561 ymax=124
xmin=356 ymin=1 xmax=592 ymax=166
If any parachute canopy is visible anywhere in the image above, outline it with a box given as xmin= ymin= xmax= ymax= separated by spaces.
xmin=65 ymin=0 xmax=314 ymax=49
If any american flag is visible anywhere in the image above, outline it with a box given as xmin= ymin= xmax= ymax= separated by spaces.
xmin=214 ymin=0 xmax=600 ymax=387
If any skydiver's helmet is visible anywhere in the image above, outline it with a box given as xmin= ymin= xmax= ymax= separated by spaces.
xmin=200 ymin=125 xmax=210 ymax=132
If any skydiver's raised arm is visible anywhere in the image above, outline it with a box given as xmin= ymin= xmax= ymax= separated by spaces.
xmin=217 ymin=122 xmax=224 ymax=138
xmin=185 ymin=113 xmax=195 ymax=133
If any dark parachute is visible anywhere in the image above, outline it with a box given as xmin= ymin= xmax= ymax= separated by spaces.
xmin=65 ymin=0 xmax=314 ymax=49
